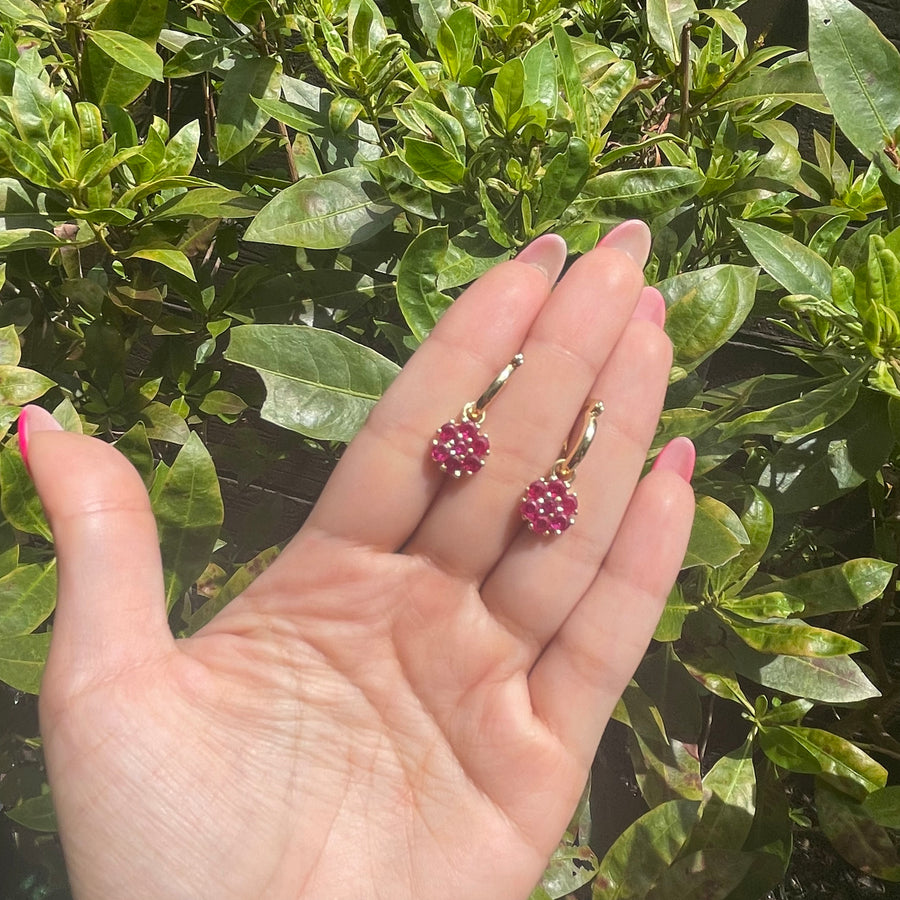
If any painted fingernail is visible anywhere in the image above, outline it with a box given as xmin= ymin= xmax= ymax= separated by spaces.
xmin=515 ymin=233 xmax=568 ymax=284
xmin=632 ymin=287 xmax=666 ymax=328
xmin=599 ymin=220 xmax=651 ymax=268
xmin=652 ymin=437 xmax=695 ymax=482
xmin=18 ymin=405 xmax=63 ymax=472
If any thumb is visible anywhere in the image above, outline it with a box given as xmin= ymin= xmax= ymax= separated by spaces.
xmin=19 ymin=406 xmax=173 ymax=691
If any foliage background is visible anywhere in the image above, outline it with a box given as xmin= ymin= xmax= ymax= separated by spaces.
xmin=0 ymin=0 xmax=899 ymax=897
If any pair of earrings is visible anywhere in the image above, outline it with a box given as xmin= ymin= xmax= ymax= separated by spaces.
xmin=431 ymin=354 xmax=603 ymax=537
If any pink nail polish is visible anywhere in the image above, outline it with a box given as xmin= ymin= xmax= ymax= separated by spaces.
xmin=652 ymin=437 xmax=695 ymax=482
xmin=632 ymin=287 xmax=666 ymax=328
xmin=515 ymin=233 xmax=568 ymax=284
xmin=599 ymin=220 xmax=651 ymax=268
xmin=18 ymin=405 xmax=63 ymax=473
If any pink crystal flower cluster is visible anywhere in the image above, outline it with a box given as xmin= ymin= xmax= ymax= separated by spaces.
xmin=520 ymin=477 xmax=578 ymax=535
xmin=431 ymin=419 xmax=490 ymax=477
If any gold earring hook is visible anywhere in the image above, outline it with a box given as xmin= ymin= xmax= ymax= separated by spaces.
xmin=552 ymin=399 xmax=604 ymax=483
xmin=463 ymin=353 xmax=524 ymax=424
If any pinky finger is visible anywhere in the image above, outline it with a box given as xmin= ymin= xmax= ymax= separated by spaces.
xmin=528 ymin=438 xmax=695 ymax=768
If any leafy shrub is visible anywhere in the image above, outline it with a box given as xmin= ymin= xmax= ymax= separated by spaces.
xmin=0 ymin=0 xmax=898 ymax=897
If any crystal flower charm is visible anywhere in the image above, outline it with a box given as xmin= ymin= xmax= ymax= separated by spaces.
xmin=520 ymin=477 xmax=578 ymax=535
xmin=431 ymin=417 xmax=491 ymax=477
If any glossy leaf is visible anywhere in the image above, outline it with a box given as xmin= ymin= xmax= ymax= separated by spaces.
xmin=146 ymin=187 xmax=262 ymax=221
xmin=682 ymin=496 xmax=749 ymax=569
xmin=4 ymin=790 xmax=57 ymax=832
xmin=714 ymin=60 xmax=828 ymax=113
xmin=85 ymin=31 xmax=163 ymax=81
xmin=680 ymin=653 xmax=751 ymax=709
xmin=412 ymin=0 xmax=451 ymax=44
xmin=0 ymin=562 xmax=56 ymax=635
xmin=216 ymin=57 xmax=282 ymax=162
xmin=647 ymin=0 xmax=697 ymax=64
xmin=0 ymin=448 xmax=51 ymax=540
xmin=719 ymin=370 xmax=863 ymax=441
xmin=588 ymin=60 xmax=635 ymax=135
xmin=534 ymin=138 xmax=590 ymax=226
xmin=760 ymin=726 xmax=886 ymax=799
xmin=592 ymin=800 xmax=699 ymax=899
xmin=720 ymin=611 xmax=865 ymax=658
xmin=540 ymin=843 xmax=598 ymax=899
xmin=808 ymin=0 xmax=900 ymax=158
xmin=660 ymin=266 xmax=757 ymax=373
xmin=643 ymin=849 xmax=757 ymax=900
xmin=746 ymin=558 xmax=894 ymax=617
xmin=0 ymin=631 xmax=49 ymax=693
xmin=396 ymin=225 xmax=453 ymax=342
xmin=245 ymin=168 xmax=395 ymax=249
xmin=81 ymin=0 xmax=166 ymax=107
xmin=817 ymin=781 xmax=900 ymax=880
xmin=758 ymin=390 xmax=893 ymax=513
xmin=0 ymin=365 xmax=54 ymax=406
xmin=225 ymin=325 xmax=400 ymax=442
xmin=150 ymin=432 xmax=223 ymax=611
xmin=718 ymin=488 xmax=773 ymax=589
xmin=862 ymin=786 xmax=900 ymax=828
xmin=731 ymin=219 xmax=832 ymax=302
xmin=654 ymin=583 xmax=697 ymax=642
xmin=581 ymin=167 xmax=702 ymax=218
xmin=727 ymin=641 xmax=880 ymax=703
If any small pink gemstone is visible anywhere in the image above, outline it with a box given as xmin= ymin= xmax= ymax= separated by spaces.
xmin=458 ymin=421 xmax=478 ymax=441
xmin=533 ymin=516 xmax=551 ymax=534
xmin=527 ymin=480 xmax=545 ymax=500
xmin=439 ymin=422 xmax=457 ymax=442
xmin=432 ymin=444 xmax=450 ymax=463
xmin=561 ymin=494 xmax=577 ymax=516
xmin=521 ymin=499 xmax=538 ymax=520
xmin=471 ymin=435 xmax=490 ymax=457
xmin=547 ymin=479 xmax=567 ymax=498
xmin=550 ymin=515 xmax=570 ymax=533
xmin=463 ymin=455 xmax=482 ymax=474
xmin=448 ymin=463 xmax=464 ymax=477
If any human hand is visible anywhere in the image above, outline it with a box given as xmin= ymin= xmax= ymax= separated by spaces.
xmin=22 ymin=221 xmax=695 ymax=900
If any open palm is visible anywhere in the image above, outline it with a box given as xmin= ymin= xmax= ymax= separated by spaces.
xmin=26 ymin=224 xmax=694 ymax=900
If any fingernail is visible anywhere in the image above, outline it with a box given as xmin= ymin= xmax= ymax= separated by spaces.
xmin=632 ymin=287 xmax=666 ymax=328
xmin=652 ymin=437 xmax=695 ymax=482
xmin=515 ymin=233 xmax=568 ymax=284
xmin=18 ymin=405 xmax=63 ymax=473
xmin=599 ymin=220 xmax=651 ymax=268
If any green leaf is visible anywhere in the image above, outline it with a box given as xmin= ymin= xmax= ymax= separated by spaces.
xmin=720 ymin=593 xmax=802 ymax=620
xmin=412 ymin=0 xmax=451 ymax=44
xmin=642 ymin=849 xmax=758 ymax=900
xmin=115 ymin=422 xmax=154 ymax=487
xmin=745 ymin=557 xmax=894 ymax=618
xmin=245 ymin=168 xmax=395 ymax=249
xmin=225 ymin=325 xmax=400 ymax=442
xmin=592 ymin=800 xmax=699 ymax=899
xmin=720 ymin=611 xmax=866 ymax=658
xmin=719 ymin=370 xmax=864 ymax=441
xmin=581 ymin=167 xmax=702 ymax=218
xmin=553 ymin=24 xmax=586 ymax=134
xmin=492 ymin=58 xmax=525 ymax=130
xmin=726 ymin=642 xmax=880 ymax=703
xmin=817 ymin=781 xmax=900 ymax=880
xmin=403 ymin=137 xmax=466 ymax=189
xmin=145 ymin=187 xmax=262 ymax=221
xmin=588 ymin=60 xmax=636 ymax=135
xmin=216 ymin=56 xmax=282 ymax=162
xmin=758 ymin=390 xmax=894 ymax=513
xmin=0 ymin=365 xmax=53 ymax=406
xmin=4 ymin=790 xmax=57 ymax=832
xmin=659 ymin=266 xmax=757 ymax=373
xmin=126 ymin=247 xmax=195 ymax=281
xmin=0 ymin=631 xmax=49 ymax=693
xmin=760 ymin=726 xmax=886 ymax=799
xmin=534 ymin=138 xmax=590 ymax=226
xmin=0 ymin=448 xmax=50 ymax=540
xmin=0 ymin=562 xmax=56 ymax=635
xmin=680 ymin=653 xmax=751 ymax=709
xmin=185 ymin=545 xmax=280 ymax=635
xmin=138 ymin=401 xmax=190 ymax=444
xmin=0 ymin=0 xmax=49 ymax=27
xmin=540 ymin=843 xmax=598 ymax=899
xmin=81 ymin=0 xmax=167 ymax=107
xmin=150 ymin=432 xmax=223 ymax=611
xmin=718 ymin=488 xmax=773 ymax=589
xmin=647 ymin=0 xmax=697 ymax=64
xmin=85 ymin=30 xmax=163 ymax=80
xmin=523 ymin=38 xmax=559 ymax=115
xmin=862 ymin=786 xmax=900 ymax=829
xmin=713 ymin=60 xmax=829 ymax=113
xmin=199 ymin=390 xmax=247 ymax=419
xmin=682 ymin=495 xmax=749 ymax=569
xmin=396 ymin=226 xmax=453 ymax=343
xmin=731 ymin=219 xmax=832 ymax=302
xmin=654 ymin=583 xmax=697 ymax=642
xmin=808 ymin=0 xmax=900 ymax=158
